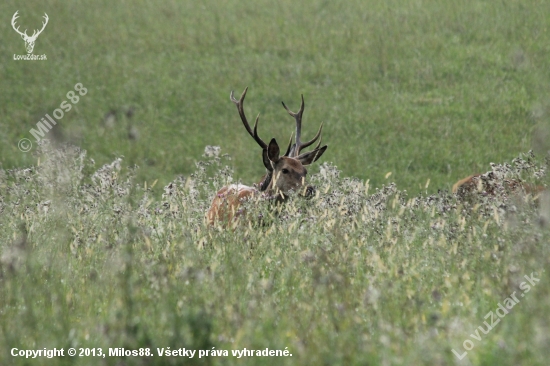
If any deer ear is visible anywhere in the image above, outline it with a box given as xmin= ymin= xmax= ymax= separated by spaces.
xmin=262 ymin=149 xmax=272 ymax=171
xmin=296 ymin=145 xmax=327 ymax=166
xmin=267 ymin=138 xmax=280 ymax=163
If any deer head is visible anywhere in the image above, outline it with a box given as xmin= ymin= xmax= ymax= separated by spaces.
xmin=11 ymin=11 xmax=49 ymax=54
xmin=230 ymin=87 xmax=327 ymax=197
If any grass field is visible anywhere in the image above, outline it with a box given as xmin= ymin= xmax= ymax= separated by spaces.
xmin=1 ymin=0 xmax=550 ymax=365
xmin=3 ymin=0 xmax=550 ymax=192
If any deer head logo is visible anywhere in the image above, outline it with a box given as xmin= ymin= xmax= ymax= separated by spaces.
xmin=11 ymin=11 xmax=49 ymax=54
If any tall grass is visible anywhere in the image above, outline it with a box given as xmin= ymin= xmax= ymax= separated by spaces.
xmin=2 ymin=0 xmax=550 ymax=364
xmin=0 ymin=142 xmax=548 ymax=365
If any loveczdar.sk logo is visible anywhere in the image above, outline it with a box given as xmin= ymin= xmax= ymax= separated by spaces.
xmin=12 ymin=10 xmax=48 ymax=60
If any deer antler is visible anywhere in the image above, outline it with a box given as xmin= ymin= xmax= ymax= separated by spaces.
xmin=11 ymin=11 xmax=27 ymax=38
xmin=30 ymin=13 xmax=49 ymax=40
xmin=230 ymin=87 xmax=268 ymax=150
xmin=11 ymin=11 xmax=48 ymax=41
xmin=282 ymin=95 xmax=323 ymax=157
xmin=11 ymin=10 xmax=49 ymax=40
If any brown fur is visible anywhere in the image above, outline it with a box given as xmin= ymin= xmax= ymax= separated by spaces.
xmin=452 ymin=175 xmax=478 ymax=194
xmin=206 ymin=184 xmax=258 ymax=225
xmin=206 ymin=155 xmax=314 ymax=225
xmin=453 ymin=174 xmax=546 ymax=197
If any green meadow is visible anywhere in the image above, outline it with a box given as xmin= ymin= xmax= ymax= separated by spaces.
xmin=3 ymin=0 xmax=550 ymax=191
xmin=1 ymin=0 xmax=550 ymax=365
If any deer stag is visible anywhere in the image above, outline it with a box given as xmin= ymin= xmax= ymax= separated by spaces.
xmin=207 ymin=87 xmax=327 ymax=225
xmin=11 ymin=11 xmax=49 ymax=54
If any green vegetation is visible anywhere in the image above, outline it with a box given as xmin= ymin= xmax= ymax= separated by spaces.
xmin=2 ymin=0 xmax=550 ymax=192
xmin=0 ymin=143 xmax=548 ymax=365
xmin=1 ymin=0 xmax=550 ymax=365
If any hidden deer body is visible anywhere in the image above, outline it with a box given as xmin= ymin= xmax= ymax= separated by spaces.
xmin=207 ymin=88 xmax=327 ymax=225
xmin=452 ymin=173 xmax=546 ymax=198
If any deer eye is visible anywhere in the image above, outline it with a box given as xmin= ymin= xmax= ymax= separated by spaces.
xmin=282 ymin=169 xmax=289 ymax=174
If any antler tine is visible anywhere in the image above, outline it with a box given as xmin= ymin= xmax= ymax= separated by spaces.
xmin=230 ymin=87 xmax=267 ymax=150
xmin=11 ymin=11 xmax=28 ymax=37
xmin=11 ymin=11 xmax=18 ymax=26
xmin=299 ymin=122 xmax=323 ymax=153
xmin=282 ymin=95 xmax=305 ymax=157
xmin=313 ymin=133 xmax=323 ymax=150
xmin=282 ymin=95 xmax=323 ymax=156
xmin=283 ymin=132 xmax=294 ymax=157
xmin=34 ymin=13 xmax=49 ymax=37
